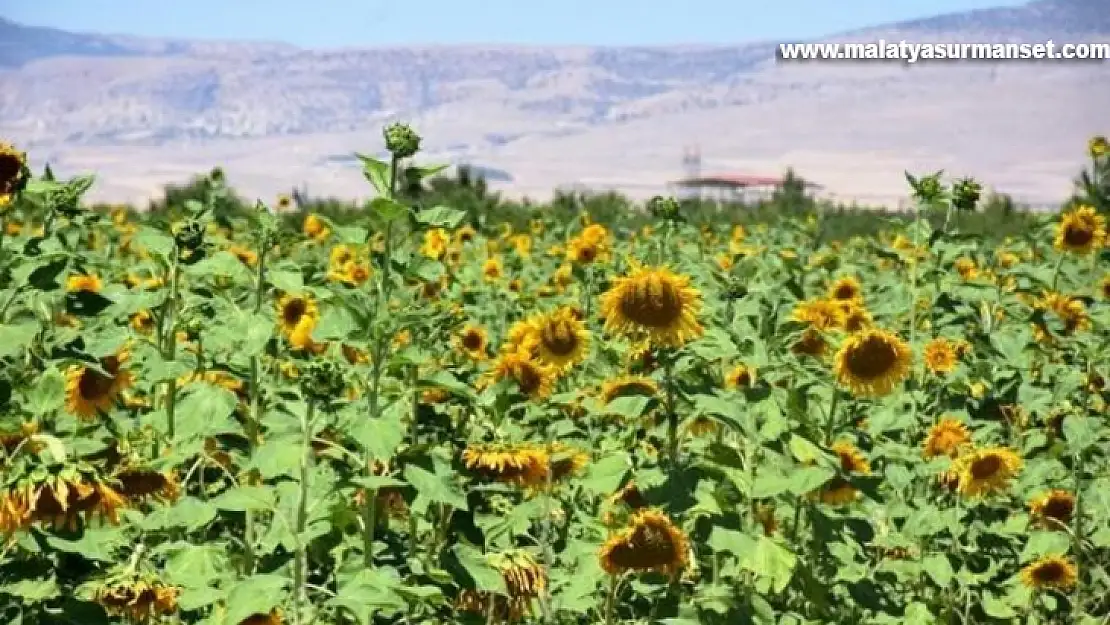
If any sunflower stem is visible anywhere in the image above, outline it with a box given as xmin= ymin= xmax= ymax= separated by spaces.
xmin=361 ymin=486 xmax=378 ymax=567
xmin=243 ymin=243 xmax=269 ymax=575
xmin=603 ymin=574 xmax=620 ymax=625
xmin=663 ymin=357 xmax=679 ymax=470
xmin=1050 ymin=252 xmax=1065 ymax=291
xmin=292 ymin=399 xmax=315 ymax=625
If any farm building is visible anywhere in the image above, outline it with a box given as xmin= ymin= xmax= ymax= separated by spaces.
xmin=667 ymin=173 xmax=823 ymax=203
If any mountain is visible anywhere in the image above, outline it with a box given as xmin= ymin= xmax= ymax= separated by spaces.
xmin=0 ymin=0 xmax=1105 ymax=206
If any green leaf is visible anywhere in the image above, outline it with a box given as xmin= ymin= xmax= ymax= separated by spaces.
xmin=350 ymin=475 xmax=406 ymax=491
xmin=708 ymin=527 xmax=756 ymax=556
xmin=211 ymin=486 xmax=276 ymax=512
xmin=920 ymin=553 xmax=954 ymax=587
xmin=787 ymin=434 xmax=825 ymax=463
xmin=418 ymin=370 xmax=476 ymax=401
xmin=186 ymin=251 xmax=250 ymax=281
xmin=415 ymin=206 xmax=466 ymax=229
xmin=604 ymin=395 xmax=653 ymax=419
xmin=26 ymin=368 xmax=65 ymax=415
xmin=786 ymin=466 xmax=835 ymax=495
xmin=249 ymin=437 xmax=304 ymax=480
xmin=1062 ymin=415 xmax=1099 ymax=451
xmin=0 ymin=323 xmax=37 ymax=358
xmin=903 ymin=602 xmax=937 ymax=625
xmin=314 ymin=306 xmax=357 ymax=341
xmin=0 ymin=577 xmax=60 ymax=603
xmin=162 ymin=543 xmax=231 ymax=591
xmin=350 ymin=402 xmax=405 ymax=460
xmin=133 ymin=227 xmax=175 ymax=258
xmin=268 ymin=269 xmax=303 ymax=294
xmin=1020 ymin=531 xmax=1071 ymax=562
xmin=173 ymin=385 xmax=240 ymax=442
xmin=579 ymin=453 xmax=630 ymax=495
xmin=981 ymin=592 xmax=1017 ymax=618
xmin=356 ymin=154 xmax=392 ymax=195
xmin=449 ymin=544 xmax=507 ymax=593
xmin=403 ymin=465 xmax=468 ymax=511
xmin=142 ymin=497 xmax=218 ymax=532
xmin=224 ymin=574 xmax=290 ymax=625
xmin=740 ymin=536 xmax=796 ymax=593
xmin=369 ymin=197 xmax=408 ymax=224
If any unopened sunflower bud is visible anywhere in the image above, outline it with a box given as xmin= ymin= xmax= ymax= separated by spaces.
xmin=1089 ymin=135 xmax=1108 ymax=159
xmin=172 ymin=219 xmax=205 ymax=253
xmin=299 ymin=360 xmax=346 ymax=402
xmin=908 ymin=172 xmax=944 ymax=205
xmin=648 ymin=195 xmax=681 ymax=222
xmin=951 ymin=177 xmax=982 ymax=212
xmin=208 ymin=167 xmax=225 ymax=185
xmin=383 ymin=123 xmax=421 ymax=159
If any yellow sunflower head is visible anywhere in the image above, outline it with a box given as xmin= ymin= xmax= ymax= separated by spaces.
xmin=837 ymin=300 xmax=873 ymax=333
xmin=528 ymin=307 xmax=590 ymax=372
xmin=1034 ymin=291 xmax=1090 ymax=342
xmin=791 ymin=298 xmax=846 ymax=331
xmin=599 ymin=266 xmax=704 ymax=348
xmin=238 ymin=608 xmax=284 ymax=625
xmin=1054 ymin=205 xmax=1106 ymax=255
xmin=598 ymin=375 xmax=659 ymax=405
xmin=455 ymin=324 xmax=490 ymax=361
xmin=484 ymin=349 xmax=557 ymax=400
xmin=923 ymin=337 xmax=961 ymax=375
xmin=922 ymin=418 xmax=971 ymax=459
xmin=276 ymin=293 xmax=318 ymax=337
xmin=598 ymin=509 xmax=690 ymax=577
xmin=461 ymin=443 xmax=549 ymax=488
xmin=1020 ymin=555 xmax=1078 ymax=591
xmin=827 ymin=276 xmax=863 ymax=302
xmin=302 ymin=214 xmax=330 ymax=241
xmin=421 ymin=228 xmax=450 ymax=260
xmin=953 ymin=257 xmax=979 ymax=281
xmin=1089 ymin=135 xmax=1109 ymax=159
xmin=1028 ymin=489 xmax=1075 ymax=529
xmin=482 ymin=256 xmax=504 ymax=281
xmin=952 ymin=446 xmax=1022 ymax=498
xmin=723 ymin=364 xmax=756 ymax=390
xmin=66 ymin=273 xmax=103 ymax=294
xmin=833 ymin=329 xmax=912 ymax=397
xmin=65 ymin=350 xmax=132 ymax=420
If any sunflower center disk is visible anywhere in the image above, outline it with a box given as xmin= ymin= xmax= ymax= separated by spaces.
xmin=619 ymin=282 xmax=682 ymax=328
xmin=844 ymin=338 xmax=898 ymax=380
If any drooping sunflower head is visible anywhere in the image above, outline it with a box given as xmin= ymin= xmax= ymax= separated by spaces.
xmin=1054 ymin=205 xmax=1106 ymax=254
xmin=1020 ymin=555 xmax=1078 ymax=591
xmin=1028 ymin=490 xmax=1075 ymax=529
xmin=529 ymin=307 xmax=589 ymax=372
xmin=1100 ymin=275 xmax=1110 ymax=300
xmin=94 ymin=576 xmax=180 ymax=623
xmin=833 ymin=329 xmax=912 ymax=398
xmin=953 ymin=446 xmax=1022 ymax=498
xmin=461 ymin=443 xmax=549 ymax=488
xmin=923 ymin=337 xmax=961 ymax=375
xmin=113 ymin=468 xmax=180 ymax=503
xmin=455 ymin=324 xmax=490 ymax=361
xmin=953 ymin=257 xmax=979 ymax=281
xmin=600 ymin=266 xmax=704 ymax=348
xmin=485 ymin=349 xmax=557 ymax=400
xmin=238 ymin=609 xmax=284 ymax=625
xmin=65 ymin=350 xmax=132 ymax=420
xmin=837 ymin=300 xmax=873 ymax=333
xmin=489 ymin=550 xmax=548 ymax=599
xmin=454 ymin=224 xmax=477 ymax=245
xmin=598 ymin=375 xmax=659 ymax=406
xmin=831 ymin=440 xmax=871 ymax=475
xmin=791 ymin=298 xmax=846 ymax=331
xmin=827 ymin=276 xmax=863 ymax=302
xmin=685 ymin=415 xmax=719 ymax=438
xmin=723 ymin=364 xmax=756 ymax=390
xmin=130 ymin=309 xmax=156 ymax=335
xmin=66 ymin=273 xmax=103 ymax=294
xmin=922 ymin=418 xmax=971 ymax=459
xmin=0 ymin=142 xmax=29 ymax=202
xmin=547 ymin=443 xmax=589 ymax=483
xmin=1034 ymin=291 xmax=1090 ymax=342
xmin=791 ymin=328 xmax=827 ymax=357
xmin=598 ymin=509 xmax=690 ymax=577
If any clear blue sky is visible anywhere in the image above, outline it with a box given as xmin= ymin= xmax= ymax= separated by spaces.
xmin=2 ymin=0 xmax=1027 ymax=46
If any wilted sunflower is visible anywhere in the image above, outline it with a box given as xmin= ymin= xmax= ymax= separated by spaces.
xmin=528 ymin=307 xmax=589 ymax=372
xmin=599 ymin=509 xmax=690 ymax=577
xmin=454 ymin=324 xmax=490 ymax=361
xmin=1054 ymin=205 xmax=1106 ymax=254
xmin=0 ymin=142 xmax=28 ymax=205
xmin=66 ymin=273 xmax=103 ymax=294
xmin=1033 ymin=291 xmax=1090 ymax=343
xmin=600 ymin=266 xmax=704 ymax=348
xmin=94 ymin=576 xmax=179 ymax=623
xmin=276 ymin=293 xmax=319 ymax=350
xmin=1028 ymin=490 xmax=1075 ymax=529
xmin=833 ymin=329 xmax=912 ymax=397
xmin=65 ymin=350 xmax=133 ymax=420
xmin=546 ymin=443 xmax=589 ymax=483
xmin=462 ymin=443 xmax=549 ymax=488
xmin=456 ymin=550 xmax=547 ymax=623
xmin=923 ymin=337 xmax=961 ymax=375
xmin=827 ymin=276 xmax=863 ymax=302
xmin=922 ymin=418 xmax=971 ymax=459
xmin=815 ymin=440 xmax=871 ymax=506
xmin=483 ymin=349 xmax=557 ymax=400
xmin=724 ymin=364 xmax=756 ymax=389
xmin=599 ymin=375 xmax=659 ymax=405
xmin=1020 ymin=556 xmax=1078 ymax=592
xmin=113 ymin=468 xmax=180 ymax=504
xmin=952 ymin=446 xmax=1022 ymax=498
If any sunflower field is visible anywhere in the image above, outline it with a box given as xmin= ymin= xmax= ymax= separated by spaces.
xmin=0 ymin=127 xmax=1109 ymax=625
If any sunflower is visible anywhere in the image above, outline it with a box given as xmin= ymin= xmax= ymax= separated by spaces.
xmin=276 ymin=293 xmax=319 ymax=350
xmin=1020 ymin=556 xmax=1078 ymax=591
xmin=113 ymin=468 xmax=180 ymax=503
xmin=1028 ymin=490 xmax=1075 ymax=529
xmin=130 ymin=309 xmax=156 ymax=335
xmin=566 ymin=236 xmax=606 ymax=264
xmin=421 ymin=228 xmax=450 ymax=260
xmin=827 ymin=276 xmax=863 ymax=302
xmin=461 ymin=443 xmax=549 ymax=488
xmin=953 ymin=258 xmax=979 ymax=281
xmin=815 ymin=440 xmax=871 ymax=506
xmin=833 ymin=329 xmax=912 ymax=397
xmin=328 ymin=259 xmax=371 ymax=286
xmin=599 ymin=509 xmax=690 ymax=577
xmin=791 ymin=329 xmax=827 ymax=357
xmin=951 ymin=446 xmax=1022 ymax=498
xmin=1091 ymin=135 xmax=1109 ymax=159
xmin=94 ymin=577 xmax=179 ymax=623
xmin=685 ymin=415 xmax=719 ymax=437
xmin=599 ymin=375 xmax=659 ymax=405
xmin=1033 ymin=291 xmax=1090 ymax=343
xmin=454 ymin=224 xmax=477 ymax=245
xmin=457 ymin=551 xmax=546 ymax=623
xmin=239 ymin=609 xmax=284 ymax=625
xmin=454 ymin=324 xmax=490 ymax=361
xmin=600 ymin=266 xmax=703 ymax=348
xmin=923 ymin=337 xmax=961 ymax=375
xmin=509 ymin=234 xmax=532 ymax=258
xmin=724 ymin=364 xmax=756 ymax=389
xmin=482 ymin=257 xmax=504 ymax=281
xmin=527 ymin=307 xmax=590 ymax=372
xmin=65 ymin=350 xmax=133 ymax=420
xmin=837 ymin=301 xmax=873 ymax=333
xmin=228 ymin=245 xmax=258 ymax=266
xmin=66 ymin=273 xmax=103 ymax=293
xmin=0 ymin=142 xmax=28 ymax=205
xmin=922 ymin=418 xmax=971 ymax=459
xmin=1054 ymin=205 xmax=1106 ymax=254
xmin=547 ymin=443 xmax=589 ymax=482
xmin=1100 ymin=275 xmax=1110 ymax=300
xmin=302 ymin=214 xmax=330 ymax=242
xmin=483 ymin=349 xmax=557 ymax=400
xmin=791 ymin=298 xmax=845 ymax=330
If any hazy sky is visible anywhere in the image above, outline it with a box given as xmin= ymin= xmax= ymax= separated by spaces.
xmin=4 ymin=0 xmax=1027 ymax=46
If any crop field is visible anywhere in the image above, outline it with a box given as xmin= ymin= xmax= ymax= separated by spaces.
xmin=0 ymin=127 xmax=1108 ymax=625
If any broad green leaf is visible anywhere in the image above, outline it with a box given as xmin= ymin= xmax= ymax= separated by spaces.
xmin=920 ymin=553 xmax=954 ymax=587
xmin=224 ymin=574 xmax=290 ymax=625
xmin=415 ymin=206 xmax=467 ymax=229
xmin=26 ymin=368 xmax=65 ymax=415
xmin=133 ymin=227 xmax=175 ymax=258
xmin=604 ymin=395 xmax=653 ymax=419
xmin=211 ymin=486 xmax=276 ymax=512
xmin=578 ymin=453 xmax=630 ymax=495
xmin=268 ymin=269 xmax=303 ymax=294
xmin=403 ymin=465 xmax=468 ymax=511
xmin=0 ymin=323 xmax=38 ymax=358
xmin=173 ymin=384 xmax=240 ymax=442
xmin=369 ymin=197 xmax=408 ymax=224
xmin=740 ymin=536 xmax=797 ymax=593
xmin=249 ymin=437 xmax=304 ymax=480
